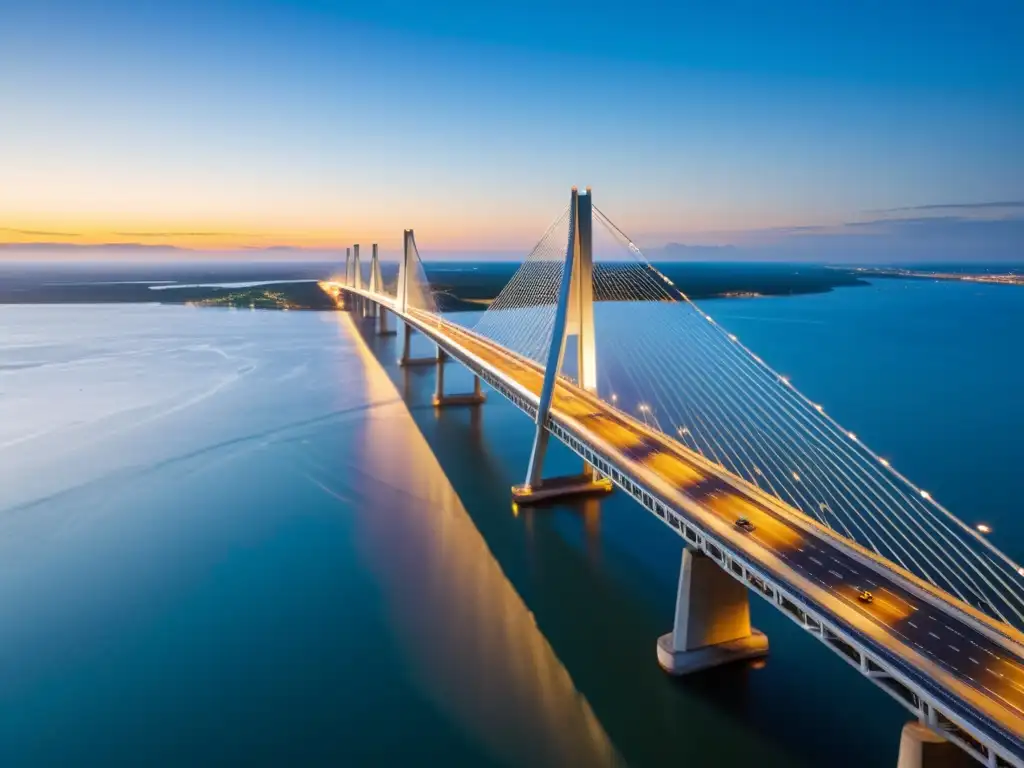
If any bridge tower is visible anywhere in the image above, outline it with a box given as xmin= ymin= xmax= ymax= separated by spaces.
xmin=512 ymin=187 xmax=612 ymax=503
xmin=397 ymin=229 xmax=438 ymax=367
xmin=370 ymin=243 xmax=395 ymax=335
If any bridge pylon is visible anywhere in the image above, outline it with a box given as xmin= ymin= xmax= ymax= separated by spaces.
xmin=370 ymin=243 xmax=395 ymax=335
xmin=512 ymin=187 xmax=612 ymax=504
xmin=398 ymin=229 xmax=439 ymax=367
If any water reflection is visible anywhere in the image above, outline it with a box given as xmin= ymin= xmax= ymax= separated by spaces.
xmin=332 ymin=314 xmax=622 ymax=767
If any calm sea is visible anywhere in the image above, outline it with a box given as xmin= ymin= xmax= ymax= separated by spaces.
xmin=0 ymin=277 xmax=1021 ymax=766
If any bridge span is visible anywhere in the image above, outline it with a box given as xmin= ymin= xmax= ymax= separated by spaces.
xmin=324 ymin=187 xmax=1024 ymax=767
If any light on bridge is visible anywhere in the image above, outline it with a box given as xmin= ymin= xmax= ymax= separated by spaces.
xmin=920 ymin=490 xmax=931 ymax=499
xmin=792 ymin=471 xmax=801 ymax=482
xmin=728 ymin=334 xmax=738 ymax=341
xmin=977 ymin=523 xmax=992 ymax=534
xmin=879 ymin=458 xmax=890 ymax=467
xmin=779 ymin=376 xmax=790 ymax=386
xmin=1018 ymin=567 xmax=1024 ymax=577
xmin=848 ymin=432 xmax=858 ymax=441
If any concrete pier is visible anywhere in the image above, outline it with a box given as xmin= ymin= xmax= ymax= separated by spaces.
xmin=377 ymin=306 xmax=396 ymax=336
xmin=398 ymin=323 xmax=437 ymax=367
xmin=511 ymin=471 xmax=613 ymax=504
xmin=657 ymin=548 xmax=768 ymax=675
xmin=433 ymin=349 xmax=486 ymax=407
xmin=896 ymin=722 xmax=973 ymax=768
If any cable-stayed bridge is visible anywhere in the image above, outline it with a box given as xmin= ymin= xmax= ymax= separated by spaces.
xmin=324 ymin=189 xmax=1024 ymax=767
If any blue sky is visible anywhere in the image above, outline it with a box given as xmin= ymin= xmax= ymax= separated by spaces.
xmin=1 ymin=0 xmax=1022 ymax=260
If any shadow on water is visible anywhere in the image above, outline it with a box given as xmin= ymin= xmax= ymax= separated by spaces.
xmin=343 ymin=309 xmax=910 ymax=768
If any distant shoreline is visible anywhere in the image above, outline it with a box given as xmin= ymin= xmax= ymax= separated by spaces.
xmin=0 ymin=261 xmax=875 ymax=310
xmin=847 ymin=266 xmax=1024 ymax=287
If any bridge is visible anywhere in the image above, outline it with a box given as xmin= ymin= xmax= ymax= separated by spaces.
xmin=322 ymin=189 xmax=1024 ymax=767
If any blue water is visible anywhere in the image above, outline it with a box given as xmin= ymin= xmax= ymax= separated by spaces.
xmin=0 ymin=277 xmax=1021 ymax=766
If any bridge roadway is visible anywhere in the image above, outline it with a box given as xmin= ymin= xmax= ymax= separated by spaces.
xmin=341 ymin=286 xmax=1024 ymax=764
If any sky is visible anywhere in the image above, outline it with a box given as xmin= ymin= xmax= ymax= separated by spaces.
xmin=1 ymin=0 xmax=1022 ymax=261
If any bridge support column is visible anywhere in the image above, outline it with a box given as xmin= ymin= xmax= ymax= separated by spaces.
xmin=657 ymin=548 xmax=768 ymax=675
xmin=377 ymin=306 xmax=396 ymax=336
xmin=398 ymin=322 xmax=438 ymax=367
xmin=432 ymin=348 xmax=486 ymax=407
xmin=896 ymin=722 xmax=973 ymax=768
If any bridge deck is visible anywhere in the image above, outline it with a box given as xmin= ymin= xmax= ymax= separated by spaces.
xmin=344 ymin=288 xmax=1024 ymax=762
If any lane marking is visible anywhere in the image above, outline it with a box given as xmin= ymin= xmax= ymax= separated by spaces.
xmin=949 ymin=645 xmax=960 ymax=652
xmin=828 ymin=569 xmax=843 ymax=579
xmin=929 ymin=632 xmax=941 ymax=640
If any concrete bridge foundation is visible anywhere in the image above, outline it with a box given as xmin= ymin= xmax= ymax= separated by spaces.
xmin=398 ymin=322 xmax=438 ymax=367
xmin=657 ymin=548 xmax=768 ymax=675
xmin=433 ymin=348 xmax=486 ymax=407
xmin=377 ymin=306 xmax=396 ymax=336
xmin=896 ymin=722 xmax=973 ymax=768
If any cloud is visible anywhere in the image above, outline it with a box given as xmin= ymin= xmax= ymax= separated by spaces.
xmin=868 ymin=201 xmax=1024 ymax=214
xmin=842 ymin=215 xmax=963 ymax=228
xmin=645 ymin=213 xmax=1024 ymax=263
xmin=112 ymin=231 xmax=262 ymax=238
xmin=0 ymin=226 xmax=82 ymax=237
xmin=0 ymin=242 xmax=181 ymax=250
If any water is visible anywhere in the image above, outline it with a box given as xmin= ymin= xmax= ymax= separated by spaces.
xmin=0 ymin=278 xmax=1021 ymax=766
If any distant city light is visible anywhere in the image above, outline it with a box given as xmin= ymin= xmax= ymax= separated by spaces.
xmin=977 ymin=523 xmax=992 ymax=534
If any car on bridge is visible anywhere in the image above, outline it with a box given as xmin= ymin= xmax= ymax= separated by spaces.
xmin=734 ymin=517 xmax=756 ymax=533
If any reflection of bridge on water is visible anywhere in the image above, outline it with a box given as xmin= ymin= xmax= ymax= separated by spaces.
xmin=324 ymin=188 xmax=1024 ymax=768
xmin=321 ymin=312 xmax=620 ymax=767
